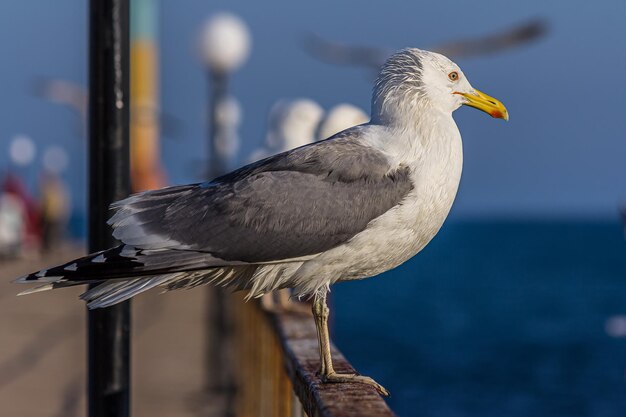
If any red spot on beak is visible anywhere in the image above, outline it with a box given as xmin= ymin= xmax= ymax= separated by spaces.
xmin=490 ymin=110 xmax=503 ymax=119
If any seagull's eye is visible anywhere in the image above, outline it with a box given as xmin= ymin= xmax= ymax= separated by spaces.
xmin=448 ymin=71 xmax=459 ymax=82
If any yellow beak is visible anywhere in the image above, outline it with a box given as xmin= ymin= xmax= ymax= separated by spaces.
xmin=455 ymin=89 xmax=509 ymax=121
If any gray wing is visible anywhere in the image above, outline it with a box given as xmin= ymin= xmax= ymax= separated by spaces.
xmin=110 ymin=127 xmax=413 ymax=263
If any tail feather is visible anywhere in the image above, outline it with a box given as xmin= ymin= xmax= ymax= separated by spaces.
xmin=14 ymin=244 xmax=245 ymax=286
xmin=17 ymin=283 xmax=55 ymax=296
xmin=14 ymin=243 xmax=266 ymax=308
xmin=79 ymin=266 xmax=260 ymax=309
xmin=14 ymin=242 xmax=305 ymax=308
xmin=81 ymin=275 xmax=177 ymax=309
xmin=17 ymin=280 xmax=101 ymax=296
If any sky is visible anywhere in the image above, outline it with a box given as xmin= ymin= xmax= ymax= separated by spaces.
xmin=1 ymin=0 xmax=625 ymax=220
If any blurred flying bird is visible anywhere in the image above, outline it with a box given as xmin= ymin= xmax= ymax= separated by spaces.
xmin=31 ymin=78 xmax=87 ymax=137
xmin=303 ymin=18 xmax=547 ymax=71
xmin=31 ymin=77 xmax=183 ymax=139
xmin=430 ymin=18 xmax=547 ymax=58
xmin=16 ymin=48 xmax=508 ymax=395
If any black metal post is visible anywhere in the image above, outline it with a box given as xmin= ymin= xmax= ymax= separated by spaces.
xmin=88 ymin=1 xmax=131 ymax=417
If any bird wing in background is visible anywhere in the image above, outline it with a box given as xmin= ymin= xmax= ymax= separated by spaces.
xmin=303 ymin=18 xmax=548 ymax=70
xmin=432 ymin=18 xmax=547 ymax=58
xmin=302 ymin=34 xmax=391 ymax=68
xmin=17 ymin=128 xmax=413 ymax=303
xmin=31 ymin=77 xmax=184 ymax=139
xmin=30 ymin=77 xmax=88 ymax=137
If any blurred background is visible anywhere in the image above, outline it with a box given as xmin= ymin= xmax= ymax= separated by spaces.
xmin=1 ymin=0 xmax=626 ymax=416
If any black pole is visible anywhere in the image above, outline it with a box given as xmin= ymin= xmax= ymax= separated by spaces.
xmin=88 ymin=1 xmax=131 ymax=417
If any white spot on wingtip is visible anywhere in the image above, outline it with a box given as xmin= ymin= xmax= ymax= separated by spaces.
xmin=120 ymin=245 xmax=137 ymax=257
xmin=36 ymin=276 xmax=64 ymax=283
xmin=65 ymin=263 xmax=78 ymax=271
xmin=93 ymin=254 xmax=106 ymax=263
xmin=36 ymin=270 xmax=47 ymax=278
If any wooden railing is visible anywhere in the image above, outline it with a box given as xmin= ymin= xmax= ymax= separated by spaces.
xmin=231 ymin=296 xmax=397 ymax=417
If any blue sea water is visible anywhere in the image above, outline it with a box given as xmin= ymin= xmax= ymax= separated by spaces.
xmin=332 ymin=221 xmax=626 ymax=417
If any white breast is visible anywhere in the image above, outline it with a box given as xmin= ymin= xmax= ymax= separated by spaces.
xmin=295 ymin=119 xmax=464 ymax=293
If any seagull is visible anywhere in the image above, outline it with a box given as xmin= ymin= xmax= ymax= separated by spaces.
xmin=316 ymin=103 xmax=369 ymax=141
xmin=248 ymin=98 xmax=324 ymax=162
xmin=15 ymin=48 xmax=507 ymax=395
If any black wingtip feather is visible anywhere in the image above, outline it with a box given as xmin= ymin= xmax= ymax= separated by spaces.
xmin=13 ymin=245 xmax=147 ymax=285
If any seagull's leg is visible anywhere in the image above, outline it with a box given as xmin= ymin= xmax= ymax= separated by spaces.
xmin=312 ymin=292 xmax=389 ymax=396
xmin=312 ymin=292 xmax=330 ymax=375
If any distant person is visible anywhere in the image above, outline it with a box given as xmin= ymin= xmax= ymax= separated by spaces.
xmin=0 ymin=190 xmax=26 ymax=258
xmin=39 ymin=172 xmax=70 ymax=252
xmin=0 ymin=173 xmax=40 ymax=256
xmin=1 ymin=173 xmax=41 ymax=255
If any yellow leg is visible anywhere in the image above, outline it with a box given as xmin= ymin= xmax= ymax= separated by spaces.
xmin=311 ymin=292 xmax=389 ymax=396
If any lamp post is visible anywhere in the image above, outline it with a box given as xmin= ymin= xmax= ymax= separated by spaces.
xmin=199 ymin=12 xmax=250 ymax=178
xmin=198 ymin=12 xmax=250 ymax=395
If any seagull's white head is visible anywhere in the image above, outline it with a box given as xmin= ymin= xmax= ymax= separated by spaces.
xmin=372 ymin=48 xmax=508 ymax=126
